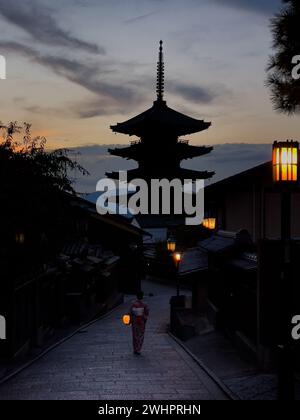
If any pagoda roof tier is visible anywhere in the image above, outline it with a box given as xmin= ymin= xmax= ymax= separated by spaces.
xmin=106 ymin=167 xmax=215 ymax=181
xmin=108 ymin=142 xmax=213 ymax=162
xmin=110 ymin=99 xmax=211 ymax=137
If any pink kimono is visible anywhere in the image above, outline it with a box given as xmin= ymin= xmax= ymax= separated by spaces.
xmin=129 ymin=299 xmax=149 ymax=354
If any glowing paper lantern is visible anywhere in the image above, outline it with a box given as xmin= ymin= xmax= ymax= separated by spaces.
xmin=122 ymin=314 xmax=131 ymax=325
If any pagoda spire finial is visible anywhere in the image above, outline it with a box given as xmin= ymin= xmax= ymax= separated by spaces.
xmin=156 ymin=40 xmax=165 ymax=102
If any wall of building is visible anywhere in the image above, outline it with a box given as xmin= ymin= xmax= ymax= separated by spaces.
xmin=225 ymin=191 xmax=253 ymax=235
xmin=263 ymin=192 xmax=300 ymax=240
xmin=218 ymin=188 xmax=300 ymax=242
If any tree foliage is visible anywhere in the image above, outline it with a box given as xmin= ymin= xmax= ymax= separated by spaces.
xmin=0 ymin=122 xmax=89 ymax=265
xmin=0 ymin=122 xmax=88 ymax=194
xmin=267 ymin=0 xmax=300 ymax=114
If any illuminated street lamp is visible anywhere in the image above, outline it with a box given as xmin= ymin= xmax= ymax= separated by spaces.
xmin=167 ymin=237 xmax=176 ymax=252
xmin=174 ymin=252 xmax=181 ymax=265
xmin=169 ymin=251 xmax=184 ymax=336
xmin=272 ymin=140 xmax=299 ymax=401
xmin=273 ymin=140 xmax=299 ymax=183
xmin=173 ymin=252 xmax=182 ymax=297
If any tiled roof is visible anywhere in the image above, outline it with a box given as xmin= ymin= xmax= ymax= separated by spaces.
xmin=111 ymin=100 xmax=211 ymax=137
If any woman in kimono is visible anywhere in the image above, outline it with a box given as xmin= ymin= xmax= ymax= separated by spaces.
xmin=129 ymin=291 xmax=149 ymax=355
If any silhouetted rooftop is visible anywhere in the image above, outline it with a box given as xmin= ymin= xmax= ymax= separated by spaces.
xmin=110 ymin=99 xmax=211 ymax=137
xmin=106 ymin=166 xmax=215 ymax=180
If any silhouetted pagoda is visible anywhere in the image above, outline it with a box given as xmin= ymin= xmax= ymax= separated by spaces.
xmin=107 ymin=41 xmax=214 ymax=182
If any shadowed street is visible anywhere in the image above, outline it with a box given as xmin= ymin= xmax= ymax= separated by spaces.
xmin=0 ymin=279 xmax=228 ymax=400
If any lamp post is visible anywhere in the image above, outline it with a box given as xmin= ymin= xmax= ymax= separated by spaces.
xmin=167 ymin=237 xmax=181 ymax=295
xmin=174 ymin=252 xmax=182 ymax=297
xmin=272 ymin=140 xmax=299 ymax=401
xmin=169 ymin=251 xmax=183 ymax=336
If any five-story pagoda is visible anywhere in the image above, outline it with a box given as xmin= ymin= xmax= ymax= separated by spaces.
xmin=107 ymin=41 xmax=214 ymax=182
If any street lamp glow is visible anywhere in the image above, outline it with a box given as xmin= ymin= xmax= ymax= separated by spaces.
xmin=174 ymin=252 xmax=181 ymax=263
xmin=273 ymin=141 xmax=299 ymax=182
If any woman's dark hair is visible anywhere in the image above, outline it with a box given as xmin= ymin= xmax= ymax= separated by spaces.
xmin=136 ymin=291 xmax=144 ymax=300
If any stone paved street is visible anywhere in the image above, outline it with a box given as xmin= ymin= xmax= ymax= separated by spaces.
xmin=0 ymin=279 xmax=228 ymax=400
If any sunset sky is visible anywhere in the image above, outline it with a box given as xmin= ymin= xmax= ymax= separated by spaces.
xmin=1 ymin=0 xmax=299 ymax=151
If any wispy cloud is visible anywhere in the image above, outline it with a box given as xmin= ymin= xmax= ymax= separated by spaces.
xmin=24 ymin=104 xmax=64 ymax=116
xmin=70 ymin=97 xmax=131 ymax=119
xmin=168 ymin=80 xmax=232 ymax=104
xmin=1 ymin=38 xmax=231 ymax=118
xmin=124 ymin=10 xmax=160 ymax=24
xmin=0 ymin=41 xmax=144 ymax=113
xmin=210 ymin=0 xmax=280 ymax=15
xmin=0 ymin=0 xmax=103 ymax=53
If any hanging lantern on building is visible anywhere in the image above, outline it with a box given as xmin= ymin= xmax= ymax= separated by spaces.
xmin=15 ymin=232 xmax=25 ymax=244
xmin=202 ymin=218 xmax=216 ymax=230
xmin=272 ymin=140 xmax=299 ymax=183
